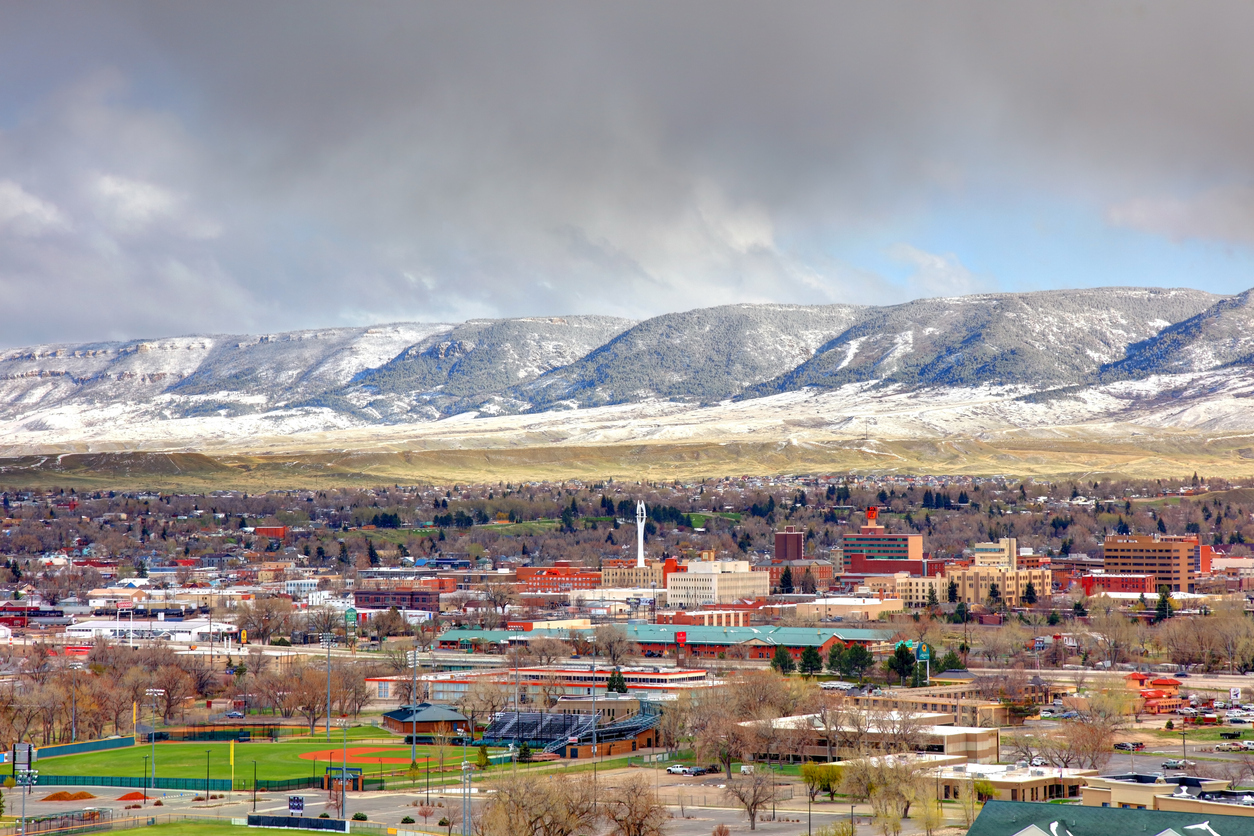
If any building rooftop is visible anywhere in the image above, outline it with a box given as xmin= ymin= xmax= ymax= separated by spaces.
xmin=969 ymin=800 xmax=1254 ymax=836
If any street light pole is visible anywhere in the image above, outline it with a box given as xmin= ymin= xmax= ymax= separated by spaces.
xmin=142 ymin=755 xmax=149 ymax=807
xmin=206 ymin=749 xmax=211 ymax=799
xmin=253 ymin=761 xmax=258 ymax=812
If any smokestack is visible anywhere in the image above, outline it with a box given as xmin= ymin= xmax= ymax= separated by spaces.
xmin=636 ymin=501 xmax=646 ymax=568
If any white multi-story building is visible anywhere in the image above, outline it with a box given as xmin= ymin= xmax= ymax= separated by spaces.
xmin=666 ymin=560 xmax=768 ymax=608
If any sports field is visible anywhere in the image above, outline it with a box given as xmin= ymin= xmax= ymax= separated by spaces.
xmin=38 ymin=738 xmax=495 ymax=783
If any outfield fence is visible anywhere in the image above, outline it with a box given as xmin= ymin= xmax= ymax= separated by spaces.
xmin=0 ymin=813 xmax=235 ymax=836
xmin=38 ymin=775 xmax=232 ymax=792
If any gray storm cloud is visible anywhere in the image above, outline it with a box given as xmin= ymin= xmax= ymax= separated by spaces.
xmin=1 ymin=1 xmax=1253 ymax=346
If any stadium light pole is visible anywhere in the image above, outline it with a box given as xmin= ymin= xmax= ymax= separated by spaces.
xmin=252 ymin=761 xmax=258 ymax=812
xmin=322 ymin=632 xmax=334 ymax=742
xmin=337 ymin=718 xmax=349 ymax=819
xmin=68 ymin=661 xmax=83 ymax=743
xmin=145 ymin=688 xmax=165 ymax=793
xmin=206 ymin=749 xmax=211 ymax=800
xmin=409 ymin=646 xmax=419 ymax=763
xmin=141 ymin=754 xmax=149 ymax=807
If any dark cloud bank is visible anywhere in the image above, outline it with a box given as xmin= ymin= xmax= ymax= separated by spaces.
xmin=1 ymin=2 xmax=1253 ymax=346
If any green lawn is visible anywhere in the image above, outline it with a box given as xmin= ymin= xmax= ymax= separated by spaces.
xmin=1149 ymin=726 xmax=1249 ymax=743
xmin=39 ymin=739 xmax=495 ymax=783
xmin=96 ymin=822 xmax=243 ymax=836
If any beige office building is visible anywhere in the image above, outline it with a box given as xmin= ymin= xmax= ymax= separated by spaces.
xmin=666 ymin=560 xmax=768 ymax=608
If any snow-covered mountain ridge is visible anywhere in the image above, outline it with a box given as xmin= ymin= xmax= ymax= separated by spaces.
xmin=3 ymin=286 xmax=1253 ymax=455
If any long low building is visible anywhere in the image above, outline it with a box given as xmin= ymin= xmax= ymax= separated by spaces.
xmin=742 ymin=711 xmax=1001 ymax=763
xmin=436 ymin=624 xmax=895 ymax=662
xmin=65 ymin=617 xmax=239 ymax=644
xmin=368 ymin=664 xmax=712 ymax=703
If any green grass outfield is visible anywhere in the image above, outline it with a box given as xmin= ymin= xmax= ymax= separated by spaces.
xmin=39 ymin=738 xmax=499 ymax=782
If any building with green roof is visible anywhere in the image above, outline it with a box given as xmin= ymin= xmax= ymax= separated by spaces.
xmin=969 ymin=800 xmax=1254 ymax=836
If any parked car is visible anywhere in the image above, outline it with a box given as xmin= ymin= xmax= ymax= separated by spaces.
xmin=1162 ymin=759 xmax=1196 ymax=769
xmin=225 ymin=711 xmax=245 ymax=719
xmin=1232 ymin=718 xmax=1250 ymax=724
xmin=667 ymin=765 xmax=693 ymax=775
xmin=1114 ymin=742 xmax=1145 ymax=751
xmin=1031 ymin=757 xmax=1048 ymax=767
xmin=688 ymin=767 xmax=709 ymax=776
xmin=1216 ymin=743 xmax=1245 ymax=752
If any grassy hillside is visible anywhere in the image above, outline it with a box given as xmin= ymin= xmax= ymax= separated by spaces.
xmin=2 ymin=430 xmax=1254 ymax=489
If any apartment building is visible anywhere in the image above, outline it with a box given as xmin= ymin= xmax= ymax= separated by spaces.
xmin=1102 ymin=535 xmax=1196 ymax=592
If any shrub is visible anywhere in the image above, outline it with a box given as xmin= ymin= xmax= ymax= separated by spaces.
xmin=352 ymin=812 xmax=368 ymax=821
xmin=153 ymin=800 xmax=163 ymax=807
xmin=401 ymin=816 xmax=415 ymax=824
xmin=319 ymin=813 xmax=330 ymax=818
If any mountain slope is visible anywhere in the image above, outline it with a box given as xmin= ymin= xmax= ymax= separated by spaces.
xmin=750 ymin=287 xmax=1218 ymax=395
xmin=338 ymin=316 xmax=635 ymax=419
xmin=516 ymin=304 xmax=869 ymax=409
xmin=0 ymin=324 xmax=451 ymax=420
xmin=1101 ymin=289 xmax=1254 ymax=379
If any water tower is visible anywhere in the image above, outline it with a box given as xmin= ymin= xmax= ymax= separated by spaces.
xmin=636 ymin=501 xmax=647 ymax=568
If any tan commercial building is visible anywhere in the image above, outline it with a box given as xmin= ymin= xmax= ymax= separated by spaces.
xmin=743 ymin=712 xmax=1001 ymax=764
xmin=1103 ymin=534 xmax=1196 ymax=592
xmin=666 ymin=560 xmax=769 ymax=608
xmin=934 ymin=762 xmax=1094 ymax=803
xmin=796 ymin=596 xmax=903 ymax=621
xmin=1081 ymin=774 xmax=1243 ymax=814
xmin=947 ymin=566 xmax=1050 ymax=607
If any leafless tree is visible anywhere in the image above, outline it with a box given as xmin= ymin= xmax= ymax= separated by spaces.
xmin=724 ymin=771 xmax=776 ymax=831
xmin=602 ymin=774 xmax=669 ymax=836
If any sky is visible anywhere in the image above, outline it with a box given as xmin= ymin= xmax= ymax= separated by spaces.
xmin=2 ymin=2 xmax=1254 ymax=347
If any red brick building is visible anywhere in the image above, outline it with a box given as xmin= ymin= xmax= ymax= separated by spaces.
xmin=517 ymin=562 xmax=601 ymax=593
xmin=775 ymin=526 xmax=805 ymax=561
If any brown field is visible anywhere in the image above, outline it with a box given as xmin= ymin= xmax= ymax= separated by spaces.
xmin=2 ymin=428 xmax=1254 ymax=489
